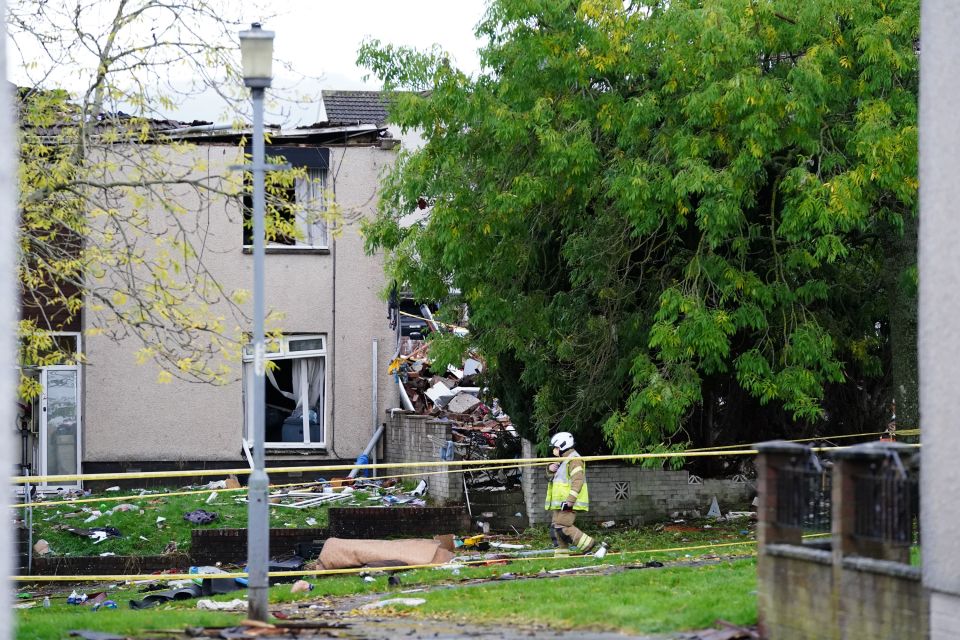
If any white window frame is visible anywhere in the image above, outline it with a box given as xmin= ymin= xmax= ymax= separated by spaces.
xmin=18 ymin=331 xmax=84 ymax=493
xmin=242 ymin=168 xmax=329 ymax=250
xmin=242 ymin=334 xmax=327 ymax=449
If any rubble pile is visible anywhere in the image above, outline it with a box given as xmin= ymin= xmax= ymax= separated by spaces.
xmin=391 ymin=343 xmax=521 ymax=489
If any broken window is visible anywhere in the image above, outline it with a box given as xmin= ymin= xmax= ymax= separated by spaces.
xmin=242 ymin=334 xmax=326 ymax=447
xmin=242 ymin=168 xmax=328 ymax=248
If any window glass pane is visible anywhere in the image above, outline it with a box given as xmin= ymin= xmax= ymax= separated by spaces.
xmin=45 ymin=370 xmax=79 ymax=485
xmin=289 ymin=338 xmax=324 ymax=352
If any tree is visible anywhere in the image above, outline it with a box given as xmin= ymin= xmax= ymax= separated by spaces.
xmin=360 ymin=0 xmax=918 ymax=452
xmin=10 ymin=0 xmax=317 ymax=396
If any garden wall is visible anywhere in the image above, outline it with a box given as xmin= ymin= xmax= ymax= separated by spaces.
xmin=520 ymin=440 xmax=754 ymax=525
xmin=384 ymin=412 xmax=463 ymax=504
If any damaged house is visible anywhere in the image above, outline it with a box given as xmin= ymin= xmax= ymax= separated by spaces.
xmin=18 ymin=91 xmax=409 ymax=490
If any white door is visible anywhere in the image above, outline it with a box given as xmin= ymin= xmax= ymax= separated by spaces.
xmin=39 ymin=366 xmax=81 ymax=490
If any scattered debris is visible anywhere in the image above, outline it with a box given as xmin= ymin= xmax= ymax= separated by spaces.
xmin=68 ymin=631 xmax=125 ymax=640
xmin=390 ymin=342 xmax=520 ymax=490
xmin=33 ymin=539 xmax=50 ymax=556
xmin=312 ymin=537 xmax=454 ymax=570
xmin=358 ymin=598 xmax=426 ymax=611
xmin=290 ymin=580 xmax=314 ymax=594
xmin=707 ymin=497 xmax=722 ymax=519
xmin=197 ymin=599 xmax=247 ymax=611
xmin=67 ymin=591 xmax=88 ymax=605
xmin=183 ymin=509 xmax=218 ymax=525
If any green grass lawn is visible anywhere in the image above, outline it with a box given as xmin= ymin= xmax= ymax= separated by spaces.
xmin=15 ymin=555 xmax=757 ymax=640
xmin=16 ymin=606 xmax=243 ymax=640
xmin=24 ymin=484 xmax=755 ymax=559
xmin=24 ymin=487 xmax=376 ymax=557
xmin=416 ymin=558 xmax=757 ymax=634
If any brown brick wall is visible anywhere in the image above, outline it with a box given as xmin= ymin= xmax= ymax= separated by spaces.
xmin=328 ymin=506 xmax=469 ymax=538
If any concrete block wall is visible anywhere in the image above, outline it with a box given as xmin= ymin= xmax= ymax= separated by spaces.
xmin=521 ymin=439 xmax=754 ymax=525
xmin=384 ymin=412 xmax=463 ymax=504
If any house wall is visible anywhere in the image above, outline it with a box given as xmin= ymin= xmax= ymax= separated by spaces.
xmin=82 ymin=143 xmax=397 ymax=464
xmin=519 ymin=439 xmax=754 ymax=525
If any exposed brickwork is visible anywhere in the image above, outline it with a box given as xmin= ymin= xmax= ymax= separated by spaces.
xmin=190 ymin=528 xmax=327 ymax=565
xmin=384 ymin=412 xmax=463 ymax=504
xmin=466 ymin=488 xmax=529 ymax=532
xmin=521 ymin=439 xmax=754 ymax=525
xmin=32 ymin=553 xmax=192 ymax=576
xmin=329 ymin=507 xmax=470 ymax=538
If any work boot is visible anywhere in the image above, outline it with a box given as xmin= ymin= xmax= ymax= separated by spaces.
xmin=549 ymin=526 xmax=560 ymax=548
xmin=554 ymin=547 xmax=571 ymax=558
xmin=577 ymin=534 xmax=597 ymax=554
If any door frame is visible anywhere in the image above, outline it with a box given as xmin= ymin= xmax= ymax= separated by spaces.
xmin=38 ymin=364 xmax=83 ymax=491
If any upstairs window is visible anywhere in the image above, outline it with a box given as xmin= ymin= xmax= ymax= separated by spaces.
xmin=242 ymin=167 xmax=328 ymax=249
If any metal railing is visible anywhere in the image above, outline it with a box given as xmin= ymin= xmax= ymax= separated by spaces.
xmin=776 ymin=455 xmax=832 ymax=533
xmin=853 ymin=457 xmax=920 ymax=547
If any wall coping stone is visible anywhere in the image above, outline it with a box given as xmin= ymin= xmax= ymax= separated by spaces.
xmin=765 ymin=543 xmax=833 ymax=565
xmin=842 ymin=555 xmax=922 ymax=580
xmin=829 ymin=441 xmax=918 ymax=462
xmin=753 ymin=440 xmax=811 ymax=455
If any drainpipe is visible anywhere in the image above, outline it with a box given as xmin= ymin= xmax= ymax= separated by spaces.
xmin=371 ymin=339 xmax=378 ymax=476
xmin=347 ymin=424 xmax=385 ymax=480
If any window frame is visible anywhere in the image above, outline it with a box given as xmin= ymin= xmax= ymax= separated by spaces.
xmin=242 ymin=334 xmax=327 ymax=449
xmin=241 ymin=166 xmax=330 ymax=251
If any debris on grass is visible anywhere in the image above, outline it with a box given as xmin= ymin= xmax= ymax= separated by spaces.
xmin=196 ymin=598 xmax=247 ymax=611
xmin=358 ymin=597 xmax=426 ymax=611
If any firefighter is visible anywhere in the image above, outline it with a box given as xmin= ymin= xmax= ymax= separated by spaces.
xmin=545 ymin=432 xmax=596 ymax=554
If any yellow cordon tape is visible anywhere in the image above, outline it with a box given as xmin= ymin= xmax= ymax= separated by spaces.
xmin=684 ymin=428 xmax=920 ymax=452
xmin=10 ymin=450 xmax=766 ymax=485
xmin=11 ymin=460 xmax=548 ymax=510
xmin=11 ymin=438 xmax=921 ymax=486
xmin=11 ymin=538 xmax=768 ymax=582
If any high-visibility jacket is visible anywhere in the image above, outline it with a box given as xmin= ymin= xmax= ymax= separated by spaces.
xmin=545 ymin=452 xmax=589 ymax=511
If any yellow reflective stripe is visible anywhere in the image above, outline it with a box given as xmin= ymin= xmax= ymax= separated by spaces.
xmin=569 ymin=467 xmax=584 ymax=475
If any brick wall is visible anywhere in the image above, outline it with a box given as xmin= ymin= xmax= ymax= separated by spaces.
xmin=840 ymin=558 xmax=928 ymax=640
xmin=384 ymin=412 xmax=463 ymax=504
xmin=758 ymin=545 xmax=928 ymax=640
xmin=521 ymin=439 xmax=754 ymax=525
xmin=758 ymin=545 xmax=837 ymax=639
xmin=191 ymin=528 xmax=327 ymax=565
xmin=755 ymin=442 xmax=928 ymax=640
xmin=329 ymin=507 xmax=470 ymax=538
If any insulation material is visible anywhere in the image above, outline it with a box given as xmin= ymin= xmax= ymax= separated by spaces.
xmin=315 ymin=537 xmax=454 ymax=570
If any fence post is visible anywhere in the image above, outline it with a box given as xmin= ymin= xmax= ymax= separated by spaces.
xmin=755 ymin=441 xmax=812 ymax=549
xmin=831 ymin=442 xmax=918 ymax=565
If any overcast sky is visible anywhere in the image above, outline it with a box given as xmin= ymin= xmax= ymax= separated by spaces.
xmin=7 ymin=0 xmax=488 ymax=126
xmin=210 ymin=1 xmax=489 ymax=125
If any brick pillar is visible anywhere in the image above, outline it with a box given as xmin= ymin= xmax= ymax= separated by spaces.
xmin=755 ymin=440 xmax=811 ymax=549
xmin=755 ymin=441 xmax=813 ymax=639
xmin=830 ymin=441 xmax=917 ymax=565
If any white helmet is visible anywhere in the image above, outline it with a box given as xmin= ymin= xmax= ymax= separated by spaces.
xmin=550 ymin=432 xmax=575 ymax=452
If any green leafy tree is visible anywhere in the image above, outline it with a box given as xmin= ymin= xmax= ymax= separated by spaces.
xmin=360 ymin=0 xmax=918 ymax=452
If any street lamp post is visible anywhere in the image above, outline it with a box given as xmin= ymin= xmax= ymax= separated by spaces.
xmin=239 ymin=22 xmax=274 ymax=623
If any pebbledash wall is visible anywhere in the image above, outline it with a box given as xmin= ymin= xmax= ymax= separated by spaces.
xmin=383 ymin=412 xmax=754 ymax=522
xmin=519 ymin=440 xmax=755 ymax=525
